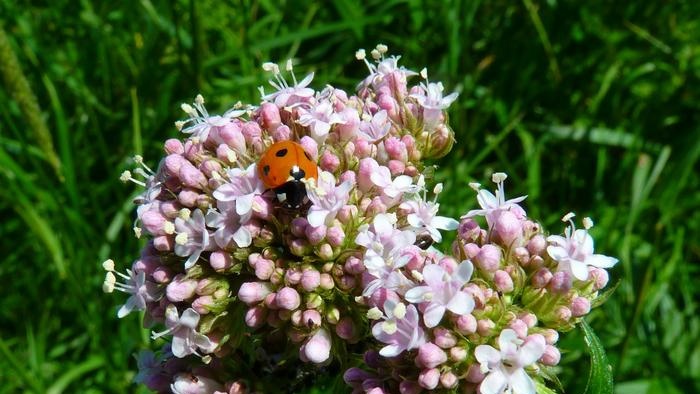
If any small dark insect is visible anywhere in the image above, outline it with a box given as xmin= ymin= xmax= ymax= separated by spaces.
xmin=414 ymin=233 xmax=434 ymax=250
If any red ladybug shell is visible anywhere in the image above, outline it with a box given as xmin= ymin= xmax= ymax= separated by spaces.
xmin=257 ymin=141 xmax=318 ymax=189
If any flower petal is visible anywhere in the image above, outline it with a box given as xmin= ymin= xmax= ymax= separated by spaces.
xmin=474 ymin=345 xmax=501 ymax=365
xmin=422 ymin=264 xmax=445 ymax=288
xmin=446 ymin=290 xmax=474 ymax=316
xmin=431 ymin=216 xmax=459 ymax=230
xmin=455 ymin=260 xmax=474 ymax=284
xmin=511 ymin=368 xmax=537 ymax=394
xmin=517 ymin=336 xmax=546 ymax=366
xmin=570 ymin=260 xmax=590 ymax=281
xmin=307 ymin=207 xmax=328 ymax=228
xmin=233 ymin=226 xmax=252 ymax=248
xmin=423 ymin=303 xmax=446 ymax=328
xmin=379 ymin=344 xmax=403 ymax=358
xmin=479 ymin=368 xmax=507 ymax=394
xmin=587 ymin=254 xmax=618 ymax=268
xmin=180 ymin=308 xmax=201 ymax=329
xmin=405 ymin=286 xmax=430 ymax=303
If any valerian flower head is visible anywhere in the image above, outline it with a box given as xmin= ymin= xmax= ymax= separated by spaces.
xmin=546 ymin=214 xmax=618 ymax=281
xmin=475 ymin=329 xmax=546 ymax=394
xmin=400 ymin=183 xmax=458 ymax=242
xmin=404 ymin=260 xmax=475 ymax=327
xmin=297 ymin=100 xmax=345 ymax=143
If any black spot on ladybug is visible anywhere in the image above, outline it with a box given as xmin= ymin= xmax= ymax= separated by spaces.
xmin=303 ymin=151 xmax=313 ymax=161
xmin=275 ymin=148 xmax=288 ymax=157
xmin=263 ymin=165 xmax=271 ymax=175
xmin=290 ymin=167 xmax=306 ymax=180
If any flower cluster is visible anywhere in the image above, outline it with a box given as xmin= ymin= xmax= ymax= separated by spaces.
xmin=104 ymin=44 xmax=617 ymax=393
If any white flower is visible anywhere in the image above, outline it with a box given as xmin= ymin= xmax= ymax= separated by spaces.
xmin=463 ymin=172 xmax=526 ymax=227
xmin=102 ymin=261 xmax=162 ymax=318
xmin=205 ymin=201 xmax=252 ymax=249
xmin=306 ymin=171 xmax=354 ymax=228
xmin=212 ymin=163 xmax=266 ymax=223
xmin=151 ymin=305 xmax=215 ymax=358
xmin=356 ymin=214 xmax=416 ymax=297
xmin=357 ymin=110 xmax=391 ymax=142
xmin=547 ymin=216 xmax=618 ymax=281
xmin=297 ymin=100 xmax=345 ymax=143
xmin=178 ymin=95 xmax=245 ymax=141
xmin=174 ymin=209 xmax=213 ymax=269
xmin=401 ymin=198 xmax=458 ymax=243
xmin=475 ymin=329 xmax=546 ymax=394
xmin=370 ymin=166 xmax=417 ymax=199
xmin=259 ymin=61 xmax=315 ymax=107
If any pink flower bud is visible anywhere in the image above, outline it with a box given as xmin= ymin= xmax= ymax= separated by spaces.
xmin=301 ymin=269 xmax=321 ymax=292
xmin=343 ymin=367 xmax=372 ymax=386
xmin=367 ymin=388 xmax=386 ymax=394
xmin=465 ymin=363 xmax=485 ymax=383
xmin=289 ymin=239 xmax=310 ymax=256
xmin=450 ymin=346 xmax=467 ymax=362
xmin=475 ymin=244 xmax=501 ymax=272
xmin=319 ymin=273 xmax=335 ymax=290
xmin=520 ymin=312 xmax=538 ymax=328
xmin=548 ymin=271 xmax=572 ymax=294
xmin=318 ymin=243 xmax=335 ymax=260
xmin=290 ymin=217 xmax=308 ymax=237
xmin=384 ymin=136 xmax=407 ymax=161
xmin=532 ymin=268 xmax=553 ymax=288
xmin=226 ymin=381 xmax=247 ymax=394
xmin=494 ymin=270 xmax=514 ymax=293
xmin=458 ymin=218 xmax=481 ymax=241
xmin=339 ymin=170 xmax=356 ymax=185
xmin=354 ymin=137 xmax=373 ymax=158
xmin=494 ymin=210 xmax=522 ymax=246
xmin=302 ymin=309 xmax=322 ymax=328
xmin=440 ymin=371 xmax=458 ymax=389
xmin=305 ymin=224 xmax=327 ymax=245
xmin=301 ymin=328 xmax=332 ymax=364
xmin=192 ymin=296 xmax=214 ymax=314
xmin=335 ymin=317 xmax=357 ymax=341
xmin=238 ymin=282 xmax=272 ymax=305
xmin=241 ymin=122 xmax=262 ymax=145
xmin=433 ymin=327 xmax=458 ymax=348
xmin=326 ymin=226 xmax=345 ymax=247
xmin=418 ymin=368 xmax=440 ymax=390
xmin=417 ymin=343 xmax=448 ymax=368
xmin=387 ymin=160 xmax=405 ymax=176
xmin=514 ymin=246 xmax=530 ymax=265
xmin=158 ymin=201 xmax=179 ymax=218
xmin=477 ymin=319 xmax=495 ymax=336
xmin=152 ymin=265 xmax=173 ymax=283
xmin=344 ymin=256 xmax=364 ymax=275
xmin=164 ymin=138 xmax=184 ymax=155
xmin=210 ymin=251 xmax=233 ymax=271
xmin=320 ymin=151 xmax=340 ymax=172
xmin=527 ymin=234 xmax=547 ymax=256
xmin=299 ymin=136 xmax=318 ymax=160
xmin=258 ymin=102 xmax=281 ymax=131
xmin=462 ymin=243 xmax=480 ymax=260
xmin=542 ymin=328 xmax=559 ymax=344
xmin=336 ymin=108 xmax=360 ymax=140
xmin=178 ymin=188 xmax=199 ymax=207
xmin=555 ymin=306 xmax=572 ymax=322
xmin=166 ymin=274 xmax=197 ymax=302
xmin=272 ymin=124 xmax=292 ymax=142
xmin=366 ymin=197 xmax=387 ymax=216
xmin=276 ymin=287 xmax=301 ymax=310
xmin=153 ymin=235 xmax=174 ymax=252
xmin=284 ymin=268 xmax=302 ymax=285
xmin=337 ymin=204 xmax=358 ymax=224
xmin=264 ymin=293 xmax=277 ymax=309
xmin=455 ymin=313 xmax=477 ymax=335
xmin=358 ymin=158 xmax=378 ymax=192
xmin=254 ymin=258 xmax=275 ymax=280
xmin=510 ymin=319 xmax=529 ymax=338
xmin=179 ymin=161 xmax=207 ymax=189
xmin=164 ymin=154 xmax=187 ymax=177
xmin=540 ymin=345 xmax=561 ymax=366
xmin=218 ymin=123 xmax=246 ymax=152
xmin=571 ymin=297 xmax=591 ymax=316
xmin=403 ymin=246 xmax=425 ymax=271
xmin=438 ymin=256 xmax=458 ymax=274
xmin=589 ymin=267 xmax=609 ymax=290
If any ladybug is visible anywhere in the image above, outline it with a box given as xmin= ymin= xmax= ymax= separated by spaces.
xmin=257 ymin=140 xmax=318 ymax=209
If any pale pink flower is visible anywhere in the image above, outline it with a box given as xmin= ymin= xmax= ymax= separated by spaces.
xmin=174 ymin=209 xmax=213 ymax=269
xmin=405 ymin=260 xmax=475 ymax=327
xmin=298 ymin=100 xmax=345 ymax=143
xmin=370 ymin=166 xmax=416 ymax=199
xmin=178 ymin=95 xmax=245 ymax=142
xmin=306 ymin=171 xmax=354 ymax=228
xmin=151 ymin=305 xmax=215 ymax=358
xmin=371 ymin=300 xmax=427 ymax=357
xmin=171 ymin=373 xmax=224 ymax=394
xmin=357 ymin=110 xmax=391 ymax=142
xmin=547 ymin=218 xmax=618 ymax=281
xmin=475 ymin=329 xmax=546 ymax=394
xmin=213 ymin=163 xmax=265 ymax=223
xmin=463 ymin=173 xmax=526 ymax=227
xmin=205 ymin=201 xmax=252 ymax=248
xmin=401 ymin=197 xmax=458 ymax=243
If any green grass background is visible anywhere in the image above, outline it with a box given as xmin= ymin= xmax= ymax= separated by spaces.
xmin=1 ymin=0 xmax=699 ymax=392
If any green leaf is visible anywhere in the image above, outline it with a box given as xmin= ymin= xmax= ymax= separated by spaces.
xmin=581 ymin=320 xmax=614 ymax=394
xmin=536 ymin=380 xmax=559 ymax=394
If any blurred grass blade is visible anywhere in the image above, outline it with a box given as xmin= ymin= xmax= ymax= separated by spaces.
xmin=0 ymin=337 xmax=45 ymax=393
xmin=582 ymin=320 xmax=614 ymax=394
xmin=535 ymin=380 xmax=558 ymax=394
xmin=0 ymin=24 xmax=62 ymax=179
xmin=46 ymin=356 xmax=104 ymax=394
